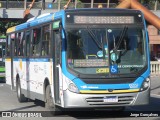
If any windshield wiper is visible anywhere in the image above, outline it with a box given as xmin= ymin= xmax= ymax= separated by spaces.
xmin=114 ymin=26 xmax=128 ymax=51
xmin=86 ymin=26 xmax=102 ymax=49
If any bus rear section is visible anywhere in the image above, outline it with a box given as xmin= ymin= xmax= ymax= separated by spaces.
xmin=5 ymin=9 xmax=150 ymax=112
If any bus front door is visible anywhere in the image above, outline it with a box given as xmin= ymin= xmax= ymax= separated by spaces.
xmin=53 ymin=30 xmax=61 ymax=104
xmin=11 ymin=39 xmax=15 ymax=90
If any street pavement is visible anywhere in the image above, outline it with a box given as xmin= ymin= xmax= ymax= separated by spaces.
xmin=0 ymin=77 xmax=160 ymax=120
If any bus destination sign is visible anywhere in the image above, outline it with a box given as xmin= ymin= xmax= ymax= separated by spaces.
xmin=74 ymin=16 xmax=134 ymax=24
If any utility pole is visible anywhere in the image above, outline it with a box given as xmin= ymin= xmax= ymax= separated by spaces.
xmin=6 ymin=0 xmax=8 ymax=9
xmin=75 ymin=0 xmax=77 ymax=9
xmin=24 ymin=0 xmax=27 ymax=9
xmin=154 ymin=0 xmax=158 ymax=11
xmin=107 ymin=0 xmax=110 ymax=8
xmin=91 ymin=0 xmax=94 ymax=8
xmin=58 ymin=0 xmax=61 ymax=10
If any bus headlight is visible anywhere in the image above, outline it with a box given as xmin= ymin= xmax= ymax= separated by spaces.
xmin=140 ymin=77 xmax=150 ymax=91
xmin=65 ymin=77 xmax=79 ymax=93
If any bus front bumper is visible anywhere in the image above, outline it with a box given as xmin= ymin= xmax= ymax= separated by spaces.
xmin=63 ymin=88 xmax=150 ymax=108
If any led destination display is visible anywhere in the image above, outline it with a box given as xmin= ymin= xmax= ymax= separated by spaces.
xmin=74 ymin=16 xmax=134 ymax=24
xmin=74 ymin=59 xmax=108 ymax=67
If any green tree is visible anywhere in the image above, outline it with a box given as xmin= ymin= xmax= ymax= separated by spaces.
xmin=140 ymin=0 xmax=160 ymax=10
xmin=140 ymin=0 xmax=160 ymax=4
xmin=0 ymin=20 xmax=24 ymax=35
xmin=61 ymin=0 xmax=84 ymax=8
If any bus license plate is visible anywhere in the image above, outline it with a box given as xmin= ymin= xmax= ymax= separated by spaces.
xmin=103 ymin=96 xmax=118 ymax=103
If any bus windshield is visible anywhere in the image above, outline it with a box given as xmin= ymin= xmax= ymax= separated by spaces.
xmin=66 ymin=26 xmax=147 ymax=75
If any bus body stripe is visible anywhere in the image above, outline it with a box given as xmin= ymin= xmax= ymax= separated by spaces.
xmin=80 ymin=89 xmax=139 ymax=94
xmin=6 ymin=26 xmax=15 ymax=33
xmin=5 ymin=58 xmax=11 ymax=61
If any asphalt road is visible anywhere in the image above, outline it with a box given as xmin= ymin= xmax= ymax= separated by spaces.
xmin=0 ymin=77 xmax=160 ymax=120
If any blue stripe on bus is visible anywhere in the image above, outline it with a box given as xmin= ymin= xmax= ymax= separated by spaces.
xmin=29 ymin=14 xmax=54 ymax=27
xmin=143 ymin=14 xmax=151 ymax=74
xmin=29 ymin=58 xmax=50 ymax=62
xmin=13 ymin=58 xmax=50 ymax=62
xmin=73 ymin=77 xmax=143 ymax=91
xmin=15 ymin=10 xmax=65 ymax=31
xmin=16 ymin=23 xmax=28 ymax=31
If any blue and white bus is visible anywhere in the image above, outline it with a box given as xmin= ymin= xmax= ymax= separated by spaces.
xmin=5 ymin=8 xmax=150 ymax=112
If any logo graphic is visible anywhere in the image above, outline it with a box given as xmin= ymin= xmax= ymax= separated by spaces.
xmin=81 ymin=85 xmax=87 ymax=89
xmin=2 ymin=112 xmax=11 ymax=117
xmin=110 ymin=65 xmax=118 ymax=73
xmin=97 ymin=51 xmax=103 ymax=57
xmin=129 ymin=83 xmax=138 ymax=88
xmin=111 ymin=53 xmax=118 ymax=61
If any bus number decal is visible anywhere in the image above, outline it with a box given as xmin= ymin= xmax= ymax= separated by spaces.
xmin=96 ymin=68 xmax=109 ymax=73
xmin=129 ymin=83 xmax=138 ymax=88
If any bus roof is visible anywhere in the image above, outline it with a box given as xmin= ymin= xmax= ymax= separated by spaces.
xmin=6 ymin=8 xmax=142 ymax=34
xmin=6 ymin=10 xmax=65 ymax=34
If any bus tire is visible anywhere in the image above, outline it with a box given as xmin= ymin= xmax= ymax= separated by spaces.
xmin=16 ymin=79 xmax=27 ymax=102
xmin=45 ymin=85 xmax=61 ymax=115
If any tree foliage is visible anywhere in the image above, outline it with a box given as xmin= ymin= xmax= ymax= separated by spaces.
xmin=0 ymin=20 xmax=24 ymax=35
xmin=140 ymin=0 xmax=160 ymax=4
xmin=61 ymin=0 xmax=84 ymax=8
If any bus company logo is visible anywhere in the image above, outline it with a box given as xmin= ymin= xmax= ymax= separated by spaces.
xmin=2 ymin=112 xmax=42 ymax=117
xmin=97 ymin=51 xmax=103 ymax=57
xmin=81 ymin=85 xmax=87 ymax=89
xmin=129 ymin=83 xmax=138 ymax=88
xmin=80 ymin=85 xmax=99 ymax=89
xmin=2 ymin=112 xmax=11 ymax=117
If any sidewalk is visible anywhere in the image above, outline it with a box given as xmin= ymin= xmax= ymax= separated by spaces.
xmin=150 ymin=76 xmax=160 ymax=96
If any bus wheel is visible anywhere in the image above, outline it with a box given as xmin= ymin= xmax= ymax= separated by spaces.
xmin=45 ymin=85 xmax=61 ymax=115
xmin=16 ymin=79 xmax=27 ymax=102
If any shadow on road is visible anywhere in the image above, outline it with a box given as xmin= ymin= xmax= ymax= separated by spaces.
xmin=3 ymin=104 xmax=39 ymax=112
xmin=64 ymin=110 xmax=128 ymax=119
xmin=2 ymin=99 xmax=45 ymax=112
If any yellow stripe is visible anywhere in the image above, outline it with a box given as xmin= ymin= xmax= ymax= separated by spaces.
xmin=80 ymin=89 xmax=139 ymax=94
xmin=6 ymin=26 xmax=15 ymax=33
xmin=5 ymin=58 xmax=11 ymax=62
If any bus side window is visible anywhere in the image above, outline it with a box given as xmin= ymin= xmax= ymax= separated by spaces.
xmin=15 ymin=33 xmax=20 ymax=56
xmin=41 ymin=24 xmax=51 ymax=56
xmin=17 ymin=32 xmax=25 ymax=56
xmin=12 ymin=34 xmax=16 ymax=56
xmin=26 ymin=31 xmax=30 ymax=57
xmin=6 ymin=35 xmax=11 ymax=57
xmin=32 ymin=28 xmax=41 ymax=56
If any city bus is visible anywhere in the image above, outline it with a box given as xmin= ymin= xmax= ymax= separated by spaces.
xmin=5 ymin=8 xmax=150 ymax=112
xmin=0 ymin=35 xmax=6 ymax=82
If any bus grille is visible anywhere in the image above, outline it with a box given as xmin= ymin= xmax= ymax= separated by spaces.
xmin=86 ymin=96 xmax=135 ymax=106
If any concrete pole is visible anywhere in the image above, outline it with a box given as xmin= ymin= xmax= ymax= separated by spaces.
xmin=24 ymin=0 xmax=27 ymax=9
xmin=91 ymin=0 xmax=94 ymax=8
xmin=75 ymin=0 xmax=77 ymax=9
xmin=58 ymin=0 xmax=61 ymax=10
xmin=107 ymin=0 xmax=110 ymax=8
xmin=154 ymin=0 xmax=158 ymax=11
